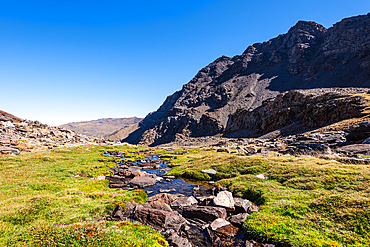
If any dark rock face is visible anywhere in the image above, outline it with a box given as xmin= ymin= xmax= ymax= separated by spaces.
xmin=225 ymin=88 xmax=369 ymax=135
xmin=123 ymin=13 xmax=370 ymax=146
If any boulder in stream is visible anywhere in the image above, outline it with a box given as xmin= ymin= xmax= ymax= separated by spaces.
xmin=171 ymin=196 xmax=198 ymax=208
xmin=129 ymin=175 xmax=157 ymax=188
xmin=182 ymin=205 xmax=227 ymax=221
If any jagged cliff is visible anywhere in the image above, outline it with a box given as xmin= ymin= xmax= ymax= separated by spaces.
xmin=225 ymin=88 xmax=370 ymax=135
xmin=123 ymin=13 xmax=370 ymax=146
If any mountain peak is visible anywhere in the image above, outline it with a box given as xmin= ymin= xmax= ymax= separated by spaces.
xmin=122 ymin=13 xmax=370 ymax=146
xmin=288 ymin=20 xmax=327 ymax=33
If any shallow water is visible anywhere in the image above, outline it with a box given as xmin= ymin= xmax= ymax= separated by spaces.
xmin=106 ymin=150 xmax=266 ymax=247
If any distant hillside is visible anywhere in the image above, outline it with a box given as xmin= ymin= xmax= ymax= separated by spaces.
xmin=59 ymin=117 xmax=143 ymax=138
xmin=105 ymin=122 xmax=140 ymax=142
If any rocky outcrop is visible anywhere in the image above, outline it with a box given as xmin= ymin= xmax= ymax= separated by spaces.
xmin=0 ymin=110 xmax=91 ymax=154
xmin=0 ymin=110 xmax=22 ymax=123
xmin=225 ymin=88 xmax=369 ymax=135
xmin=123 ymin=13 xmax=370 ymax=146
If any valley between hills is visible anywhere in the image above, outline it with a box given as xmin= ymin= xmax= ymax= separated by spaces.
xmin=1 ymin=12 xmax=370 ymax=247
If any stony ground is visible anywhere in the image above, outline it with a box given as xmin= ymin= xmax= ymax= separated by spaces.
xmin=0 ymin=110 xmax=100 ymax=155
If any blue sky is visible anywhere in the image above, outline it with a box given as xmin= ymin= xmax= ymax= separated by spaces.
xmin=0 ymin=0 xmax=369 ymax=126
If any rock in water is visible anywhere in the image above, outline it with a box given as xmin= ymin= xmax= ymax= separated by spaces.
xmin=129 ymin=175 xmax=156 ymax=188
xmin=170 ymin=196 xmax=198 ymax=208
xmin=182 ymin=206 xmax=227 ymax=221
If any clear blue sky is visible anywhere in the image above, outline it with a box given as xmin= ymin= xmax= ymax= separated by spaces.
xmin=0 ymin=0 xmax=369 ymax=126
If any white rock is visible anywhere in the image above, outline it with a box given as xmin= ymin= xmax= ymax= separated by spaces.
xmin=210 ymin=218 xmax=231 ymax=231
xmin=256 ymin=174 xmax=266 ymax=179
xmin=202 ymin=169 xmax=217 ymax=175
xmin=213 ymin=191 xmax=235 ymax=210
xmin=2 ymin=121 xmax=14 ymax=128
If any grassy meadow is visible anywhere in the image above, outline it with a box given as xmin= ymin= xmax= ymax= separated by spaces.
xmin=167 ymin=151 xmax=370 ymax=246
xmin=1 ymin=144 xmax=369 ymax=246
xmin=0 ymin=144 xmax=166 ymax=246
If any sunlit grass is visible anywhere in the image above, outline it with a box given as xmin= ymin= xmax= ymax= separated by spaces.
xmin=168 ymin=151 xmax=370 ymax=246
xmin=0 ymin=144 xmax=166 ymax=246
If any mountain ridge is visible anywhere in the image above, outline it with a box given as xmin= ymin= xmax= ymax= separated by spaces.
xmin=121 ymin=13 xmax=370 ymax=146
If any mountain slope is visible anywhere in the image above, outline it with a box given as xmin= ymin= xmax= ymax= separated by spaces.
xmin=124 ymin=13 xmax=370 ymax=146
xmin=60 ymin=117 xmax=143 ymax=138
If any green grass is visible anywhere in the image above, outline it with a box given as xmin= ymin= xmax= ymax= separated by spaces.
xmin=0 ymin=144 xmax=166 ymax=246
xmin=2 ymin=145 xmax=369 ymax=246
xmin=168 ymin=151 xmax=370 ymax=246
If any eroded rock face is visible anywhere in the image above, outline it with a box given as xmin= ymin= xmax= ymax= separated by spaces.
xmin=336 ymin=144 xmax=370 ymax=155
xmin=122 ymin=13 xmax=370 ymax=146
xmin=226 ymin=88 xmax=369 ymax=135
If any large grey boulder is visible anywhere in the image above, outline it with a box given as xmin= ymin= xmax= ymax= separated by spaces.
xmin=129 ymin=175 xmax=157 ymax=188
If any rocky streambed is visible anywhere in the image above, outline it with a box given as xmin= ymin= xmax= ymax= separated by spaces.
xmin=103 ymin=150 xmax=274 ymax=247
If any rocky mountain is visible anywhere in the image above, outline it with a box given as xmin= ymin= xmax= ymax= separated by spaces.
xmin=0 ymin=110 xmax=91 ymax=155
xmin=123 ymin=13 xmax=370 ymax=146
xmin=60 ymin=117 xmax=143 ymax=138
